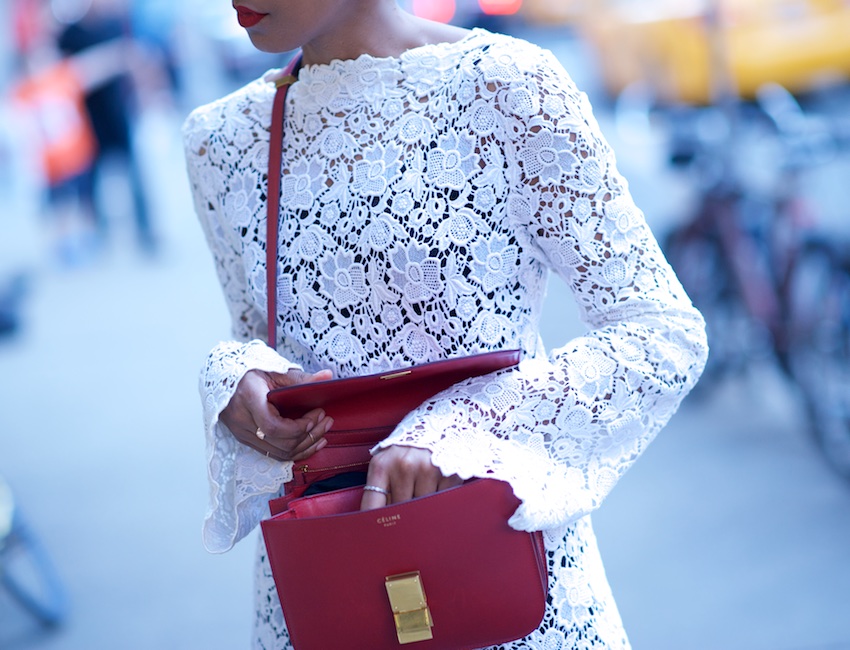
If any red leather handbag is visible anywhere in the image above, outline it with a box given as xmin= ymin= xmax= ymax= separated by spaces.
xmin=261 ymin=479 xmax=548 ymax=650
xmin=261 ymin=55 xmax=548 ymax=649
xmin=268 ymin=349 xmax=521 ymax=502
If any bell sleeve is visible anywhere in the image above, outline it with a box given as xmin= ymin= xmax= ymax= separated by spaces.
xmin=374 ymin=48 xmax=708 ymax=532
xmin=183 ymin=101 xmax=300 ymax=553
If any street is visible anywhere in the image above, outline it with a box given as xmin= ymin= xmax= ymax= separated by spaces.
xmin=2 ymin=21 xmax=850 ymax=650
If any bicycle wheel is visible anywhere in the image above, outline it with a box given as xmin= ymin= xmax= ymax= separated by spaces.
xmin=0 ymin=478 xmax=68 ymax=627
xmin=785 ymin=242 xmax=850 ymax=479
xmin=662 ymin=223 xmax=762 ymax=390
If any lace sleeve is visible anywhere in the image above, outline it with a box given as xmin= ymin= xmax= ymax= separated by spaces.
xmin=375 ymin=50 xmax=708 ymax=532
xmin=199 ymin=341 xmax=301 ymax=553
xmin=182 ymin=101 xmax=269 ymax=343
xmin=184 ymin=109 xmax=300 ymax=553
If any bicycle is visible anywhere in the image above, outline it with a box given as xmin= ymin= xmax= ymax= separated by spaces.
xmin=784 ymin=236 xmax=850 ymax=478
xmin=0 ymin=474 xmax=68 ymax=628
xmin=659 ymin=82 xmax=850 ymax=480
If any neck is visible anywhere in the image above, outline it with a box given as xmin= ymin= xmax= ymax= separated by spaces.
xmin=300 ymin=5 xmax=468 ymax=67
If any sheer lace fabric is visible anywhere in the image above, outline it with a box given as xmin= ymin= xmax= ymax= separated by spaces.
xmin=183 ymin=29 xmax=707 ymax=649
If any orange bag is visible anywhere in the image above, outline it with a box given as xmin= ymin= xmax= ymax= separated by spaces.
xmin=12 ymin=61 xmax=97 ymax=186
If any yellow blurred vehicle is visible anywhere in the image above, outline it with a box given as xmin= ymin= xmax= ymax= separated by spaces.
xmin=521 ymin=0 xmax=585 ymax=24
xmin=576 ymin=0 xmax=850 ymax=104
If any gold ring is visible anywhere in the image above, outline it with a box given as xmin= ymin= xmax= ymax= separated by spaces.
xmin=307 ymin=431 xmax=315 ymax=445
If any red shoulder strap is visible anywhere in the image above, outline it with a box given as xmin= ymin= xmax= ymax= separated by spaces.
xmin=266 ymin=53 xmax=302 ymax=348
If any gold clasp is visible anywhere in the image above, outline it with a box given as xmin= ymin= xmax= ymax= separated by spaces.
xmin=380 ymin=370 xmax=412 ymax=380
xmin=385 ymin=572 xmax=433 ymax=644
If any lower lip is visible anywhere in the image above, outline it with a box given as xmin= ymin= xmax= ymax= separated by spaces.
xmin=235 ymin=7 xmax=268 ymax=28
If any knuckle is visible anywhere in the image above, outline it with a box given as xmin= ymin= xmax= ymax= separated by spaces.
xmin=367 ymin=457 xmax=390 ymax=480
xmin=396 ymin=456 xmax=418 ymax=473
xmin=369 ymin=450 xmax=392 ymax=467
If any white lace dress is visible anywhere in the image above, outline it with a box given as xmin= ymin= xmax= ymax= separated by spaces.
xmin=183 ymin=28 xmax=707 ymax=650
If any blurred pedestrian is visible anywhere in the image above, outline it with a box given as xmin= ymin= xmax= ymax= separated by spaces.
xmin=55 ymin=0 xmax=167 ymax=258
xmin=129 ymin=0 xmax=182 ymax=100
xmin=183 ymin=2 xmax=708 ymax=649
xmin=7 ymin=0 xmax=99 ymax=267
xmin=0 ymin=96 xmax=42 ymax=337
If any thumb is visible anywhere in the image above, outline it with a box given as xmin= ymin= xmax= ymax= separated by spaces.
xmin=304 ymin=369 xmax=333 ymax=383
xmin=266 ymin=368 xmax=333 ymax=388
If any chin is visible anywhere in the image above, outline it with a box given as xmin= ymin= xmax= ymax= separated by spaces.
xmin=247 ymin=34 xmax=294 ymax=55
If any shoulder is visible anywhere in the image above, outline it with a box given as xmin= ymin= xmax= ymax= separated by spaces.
xmin=453 ymin=31 xmax=587 ymax=131
xmin=457 ymin=30 xmax=569 ymax=85
xmin=181 ymin=73 xmax=276 ymax=163
xmin=453 ymin=30 xmax=583 ymax=120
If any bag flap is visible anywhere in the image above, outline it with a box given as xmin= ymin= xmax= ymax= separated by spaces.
xmin=266 ymin=349 xmax=520 ymax=434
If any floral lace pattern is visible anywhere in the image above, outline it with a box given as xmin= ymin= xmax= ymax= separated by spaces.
xmin=183 ymin=29 xmax=707 ymax=649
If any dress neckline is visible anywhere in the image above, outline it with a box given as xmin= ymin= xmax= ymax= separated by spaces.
xmin=310 ymin=27 xmax=483 ymax=70
xmin=263 ymin=27 xmax=488 ymax=87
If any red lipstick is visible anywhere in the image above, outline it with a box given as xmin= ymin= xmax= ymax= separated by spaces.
xmin=235 ymin=6 xmax=268 ymax=28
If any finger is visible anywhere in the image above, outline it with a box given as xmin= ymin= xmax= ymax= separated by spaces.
xmin=267 ymin=368 xmax=334 ymax=388
xmin=243 ymin=432 xmax=288 ymax=461
xmin=257 ymin=425 xmax=327 ymax=462
xmin=287 ymin=411 xmax=334 ymax=451
xmin=252 ymin=422 xmax=326 ymax=462
xmin=412 ymin=470 xmax=440 ymax=499
xmin=292 ymin=408 xmax=331 ymax=436
xmin=253 ymin=408 xmax=331 ymax=461
xmin=437 ymin=474 xmax=464 ymax=492
xmin=268 ymin=408 xmax=328 ymax=439
xmin=227 ymin=412 xmax=283 ymax=458
xmin=304 ymin=369 xmax=333 ymax=383
xmin=386 ymin=464 xmax=415 ymax=506
xmin=360 ymin=485 xmax=389 ymax=511
xmin=289 ymin=438 xmax=327 ymax=463
xmin=360 ymin=460 xmax=391 ymax=511
xmin=289 ymin=419 xmax=333 ymax=462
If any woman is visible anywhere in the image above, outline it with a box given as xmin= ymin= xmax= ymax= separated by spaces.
xmin=183 ymin=1 xmax=708 ymax=648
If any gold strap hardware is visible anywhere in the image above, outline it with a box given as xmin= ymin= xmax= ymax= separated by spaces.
xmin=380 ymin=370 xmax=412 ymax=380
xmin=385 ymin=572 xmax=433 ymax=644
xmin=274 ymin=74 xmax=297 ymax=88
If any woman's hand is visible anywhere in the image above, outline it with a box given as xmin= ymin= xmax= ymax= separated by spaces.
xmin=360 ymin=445 xmax=462 ymax=511
xmin=220 ymin=368 xmax=334 ymax=462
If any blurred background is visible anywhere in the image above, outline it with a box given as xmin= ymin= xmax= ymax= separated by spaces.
xmin=1 ymin=0 xmax=849 ymax=648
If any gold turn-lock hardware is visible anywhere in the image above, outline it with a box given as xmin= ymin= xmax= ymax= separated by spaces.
xmin=385 ymin=572 xmax=433 ymax=644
